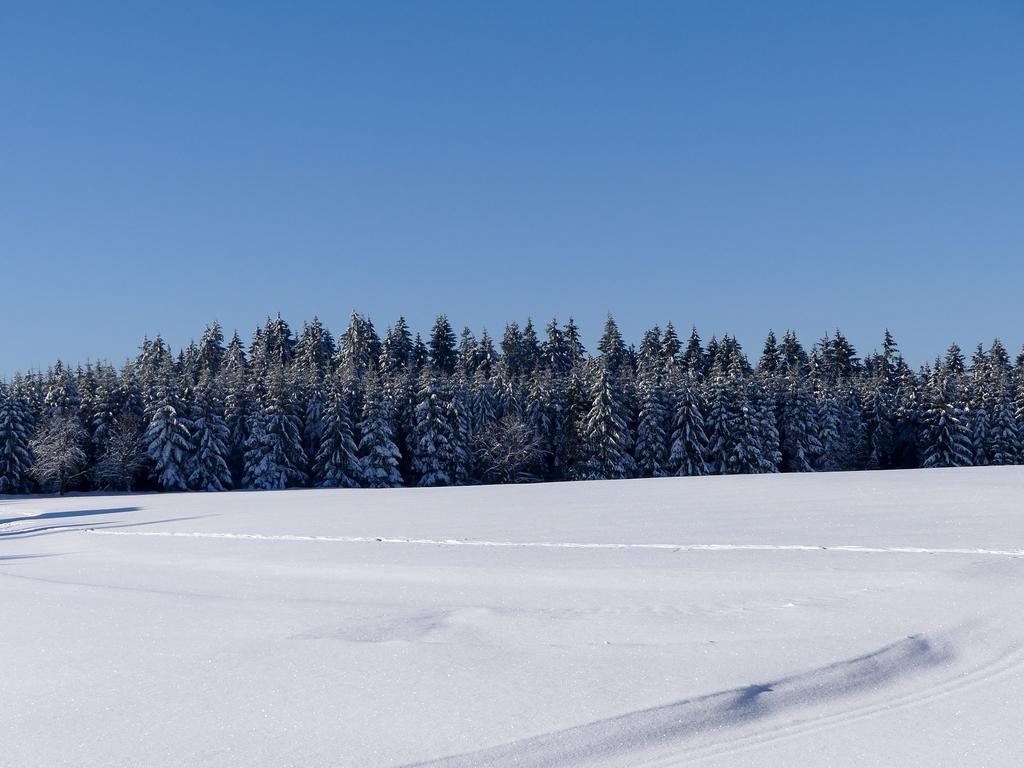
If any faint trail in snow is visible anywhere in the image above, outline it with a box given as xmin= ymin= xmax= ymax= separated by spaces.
xmin=401 ymin=633 xmax=957 ymax=768
xmin=81 ymin=529 xmax=1024 ymax=557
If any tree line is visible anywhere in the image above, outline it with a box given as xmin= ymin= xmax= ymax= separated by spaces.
xmin=1 ymin=313 xmax=1022 ymax=495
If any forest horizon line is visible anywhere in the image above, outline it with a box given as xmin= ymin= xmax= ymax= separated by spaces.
xmin=1 ymin=311 xmax=1022 ymax=496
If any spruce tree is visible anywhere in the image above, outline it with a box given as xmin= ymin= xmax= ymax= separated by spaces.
xmin=220 ymin=332 xmax=250 ymax=485
xmin=197 ymin=321 xmax=226 ymax=379
xmin=660 ymin=322 xmax=681 ymax=363
xmin=581 ymin=361 xmax=634 ymax=480
xmin=987 ymin=389 xmax=1021 ymax=466
xmin=358 ymin=370 xmax=403 ymax=488
xmin=242 ymin=366 xmax=307 ymax=490
xmin=428 ymin=315 xmax=458 ymax=376
xmin=778 ymin=372 xmax=822 ymax=472
xmin=0 ymin=382 xmax=35 ymax=493
xmin=707 ymin=356 xmax=763 ymax=475
xmin=446 ymin=372 xmax=473 ymax=485
xmin=920 ymin=373 xmax=974 ymax=468
xmin=337 ymin=311 xmax=380 ymax=378
xmin=681 ymin=327 xmax=705 ymax=376
xmin=634 ymin=368 xmax=669 ymax=477
xmin=597 ymin=314 xmax=627 ymax=373
xmin=187 ymin=373 xmax=232 ymax=491
xmin=411 ymin=370 xmax=454 ymax=487
xmin=314 ymin=370 xmax=362 ymax=488
xmin=143 ymin=355 xmax=191 ymax=491
xmin=144 ymin=402 xmax=191 ymax=491
xmin=757 ymin=331 xmax=781 ymax=375
xmin=668 ymin=369 xmax=709 ymax=476
xmin=380 ymin=317 xmax=414 ymax=373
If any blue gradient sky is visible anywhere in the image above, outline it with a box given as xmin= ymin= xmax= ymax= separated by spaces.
xmin=2 ymin=1 xmax=1022 ymax=375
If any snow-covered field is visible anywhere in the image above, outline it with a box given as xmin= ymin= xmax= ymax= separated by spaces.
xmin=2 ymin=468 xmax=1023 ymax=767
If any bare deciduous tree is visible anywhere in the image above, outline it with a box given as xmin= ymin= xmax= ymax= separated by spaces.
xmin=473 ymin=413 xmax=542 ymax=484
xmin=93 ymin=413 xmax=145 ymax=491
xmin=29 ymin=414 xmax=88 ymax=495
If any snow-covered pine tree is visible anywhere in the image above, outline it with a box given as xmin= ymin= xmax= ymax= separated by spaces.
xmin=542 ymin=319 xmax=570 ymax=376
xmin=475 ymin=330 xmax=499 ymax=379
xmin=705 ymin=336 xmax=720 ymax=374
xmin=634 ymin=366 xmax=669 ymax=477
xmin=358 ymin=369 xmax=403 ymax=488
xmin=752 ymin=378 xmax=782 ymax=473
xmin=891 ymin=353 xmax=922 ymax=468
xmin=819 ymin=331 xmax=860 ymax=381
xmin=971 ymin=341 xmax=1019 ymax=466
xmin=385 ymin=367 xmax=418 ymax=484
xmin=661 ymin=322 xmax=681 ymax=364
xmin=337 ymin=311 xmax=380 ymax=379
xmin=293 ymin=317 xmax=336 ymax=470
xmin=88 ymin=363 xmax=122 ymax=462
xmin=428 ymin=315 xmax=458 ymax=376
xmin=500 ymin=322 xmax=524 ymax=380
xmin=379 ymin=317 xmax=414 ymax=374
xmin=411 ymin=369 xmax=454 ymax=487
xmin=778 ymin=330 xmax=808 ymax=373
xmin=242 ymin=365 xmax=307 ymax=490
xmin=986 ymin=382 xmax=1021 ymax=466
xmin=446 ymin=372 xmax=473 ymax=485
xmin=920 ymin=370 xmax=974 ymax=469
xmin=142 ymin=352 xmax=191 ymax=491
xmin=471 ymin=366 xmax=500 ymax=439
xmin=44 ymin=361 xmax=80 ymax=418
xmin=314 ymin=369 xmax=361 ymax=488
xmin=137 ymin=335 xmax=172 ymax=416
xmin=1015 ymin=369 xmax=1024 ymax=440
xmin=681 ymin=327 xmax=705 ymax=376
xmin=814 ymin=386 xmax=846 ymax=471
xmin=860 ymin=377 xmax=896 ymax=469
xmin=520 ymin=319 xmax=543 ymax=379
xmin=596 ymin=314 xmax=628 ymax=373
xmin=777 ymin=370 xmax=822 ymax=472
xmin=492 ymin=359 xmax=524 ymax=420
xmin=757 ymin=330 xmax=781 ymax=375
xmin=412 ymin=334 xmax=429 ymax=374
xmin=76 ymin=364 xmax=98 ymax=459
xmin=187 ymin=372 xmax=232 ymax=491
xmin=637 ymin=326 xmax=663 ymax=376
xmin=706 ymin=354 xmax=763 ymax=475
xmin=458 ymin=327 xmax=479 ymax=378
xmin=668 ymin=368 xmax=709 ymax=476
xmin=564 ymin=318 xmax=587 ymax=366
xmin=0 ymin=381 xmax=35 ymax=493
xmin=220 ymin=332 xmax=250 ymax=485
xmin=966 ymin=343 xmax=992 ymax=466
xmin=580 ymin=360 xmax=635 ymax=480
xmin=524 ymin=368 xmax=555 ymax=480
xmin=196 ymin=321 xmax=226 ymax=379
xmin=263 ymin=313 xmax=297 ymax=369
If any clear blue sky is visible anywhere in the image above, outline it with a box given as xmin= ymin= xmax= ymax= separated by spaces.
xmin=2 ymin=1 xmax=1022 ymax=375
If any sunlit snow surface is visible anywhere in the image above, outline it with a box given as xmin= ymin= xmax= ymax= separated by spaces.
xmin=2 ymin=467 xmax=1023 ymax=767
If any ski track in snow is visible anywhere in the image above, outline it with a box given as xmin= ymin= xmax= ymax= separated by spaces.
xmin=80 ymin=528 xmax=1024 ymax=557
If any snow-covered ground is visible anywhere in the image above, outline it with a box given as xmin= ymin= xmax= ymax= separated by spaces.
xmin=2 ymin=467 xmax=1022 ymax=767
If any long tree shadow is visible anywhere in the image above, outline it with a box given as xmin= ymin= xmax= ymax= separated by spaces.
xmin=0 ymin=514 xmax=212 ymax=540
xmin=0 ymin=507 xmax=140 ymax=527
